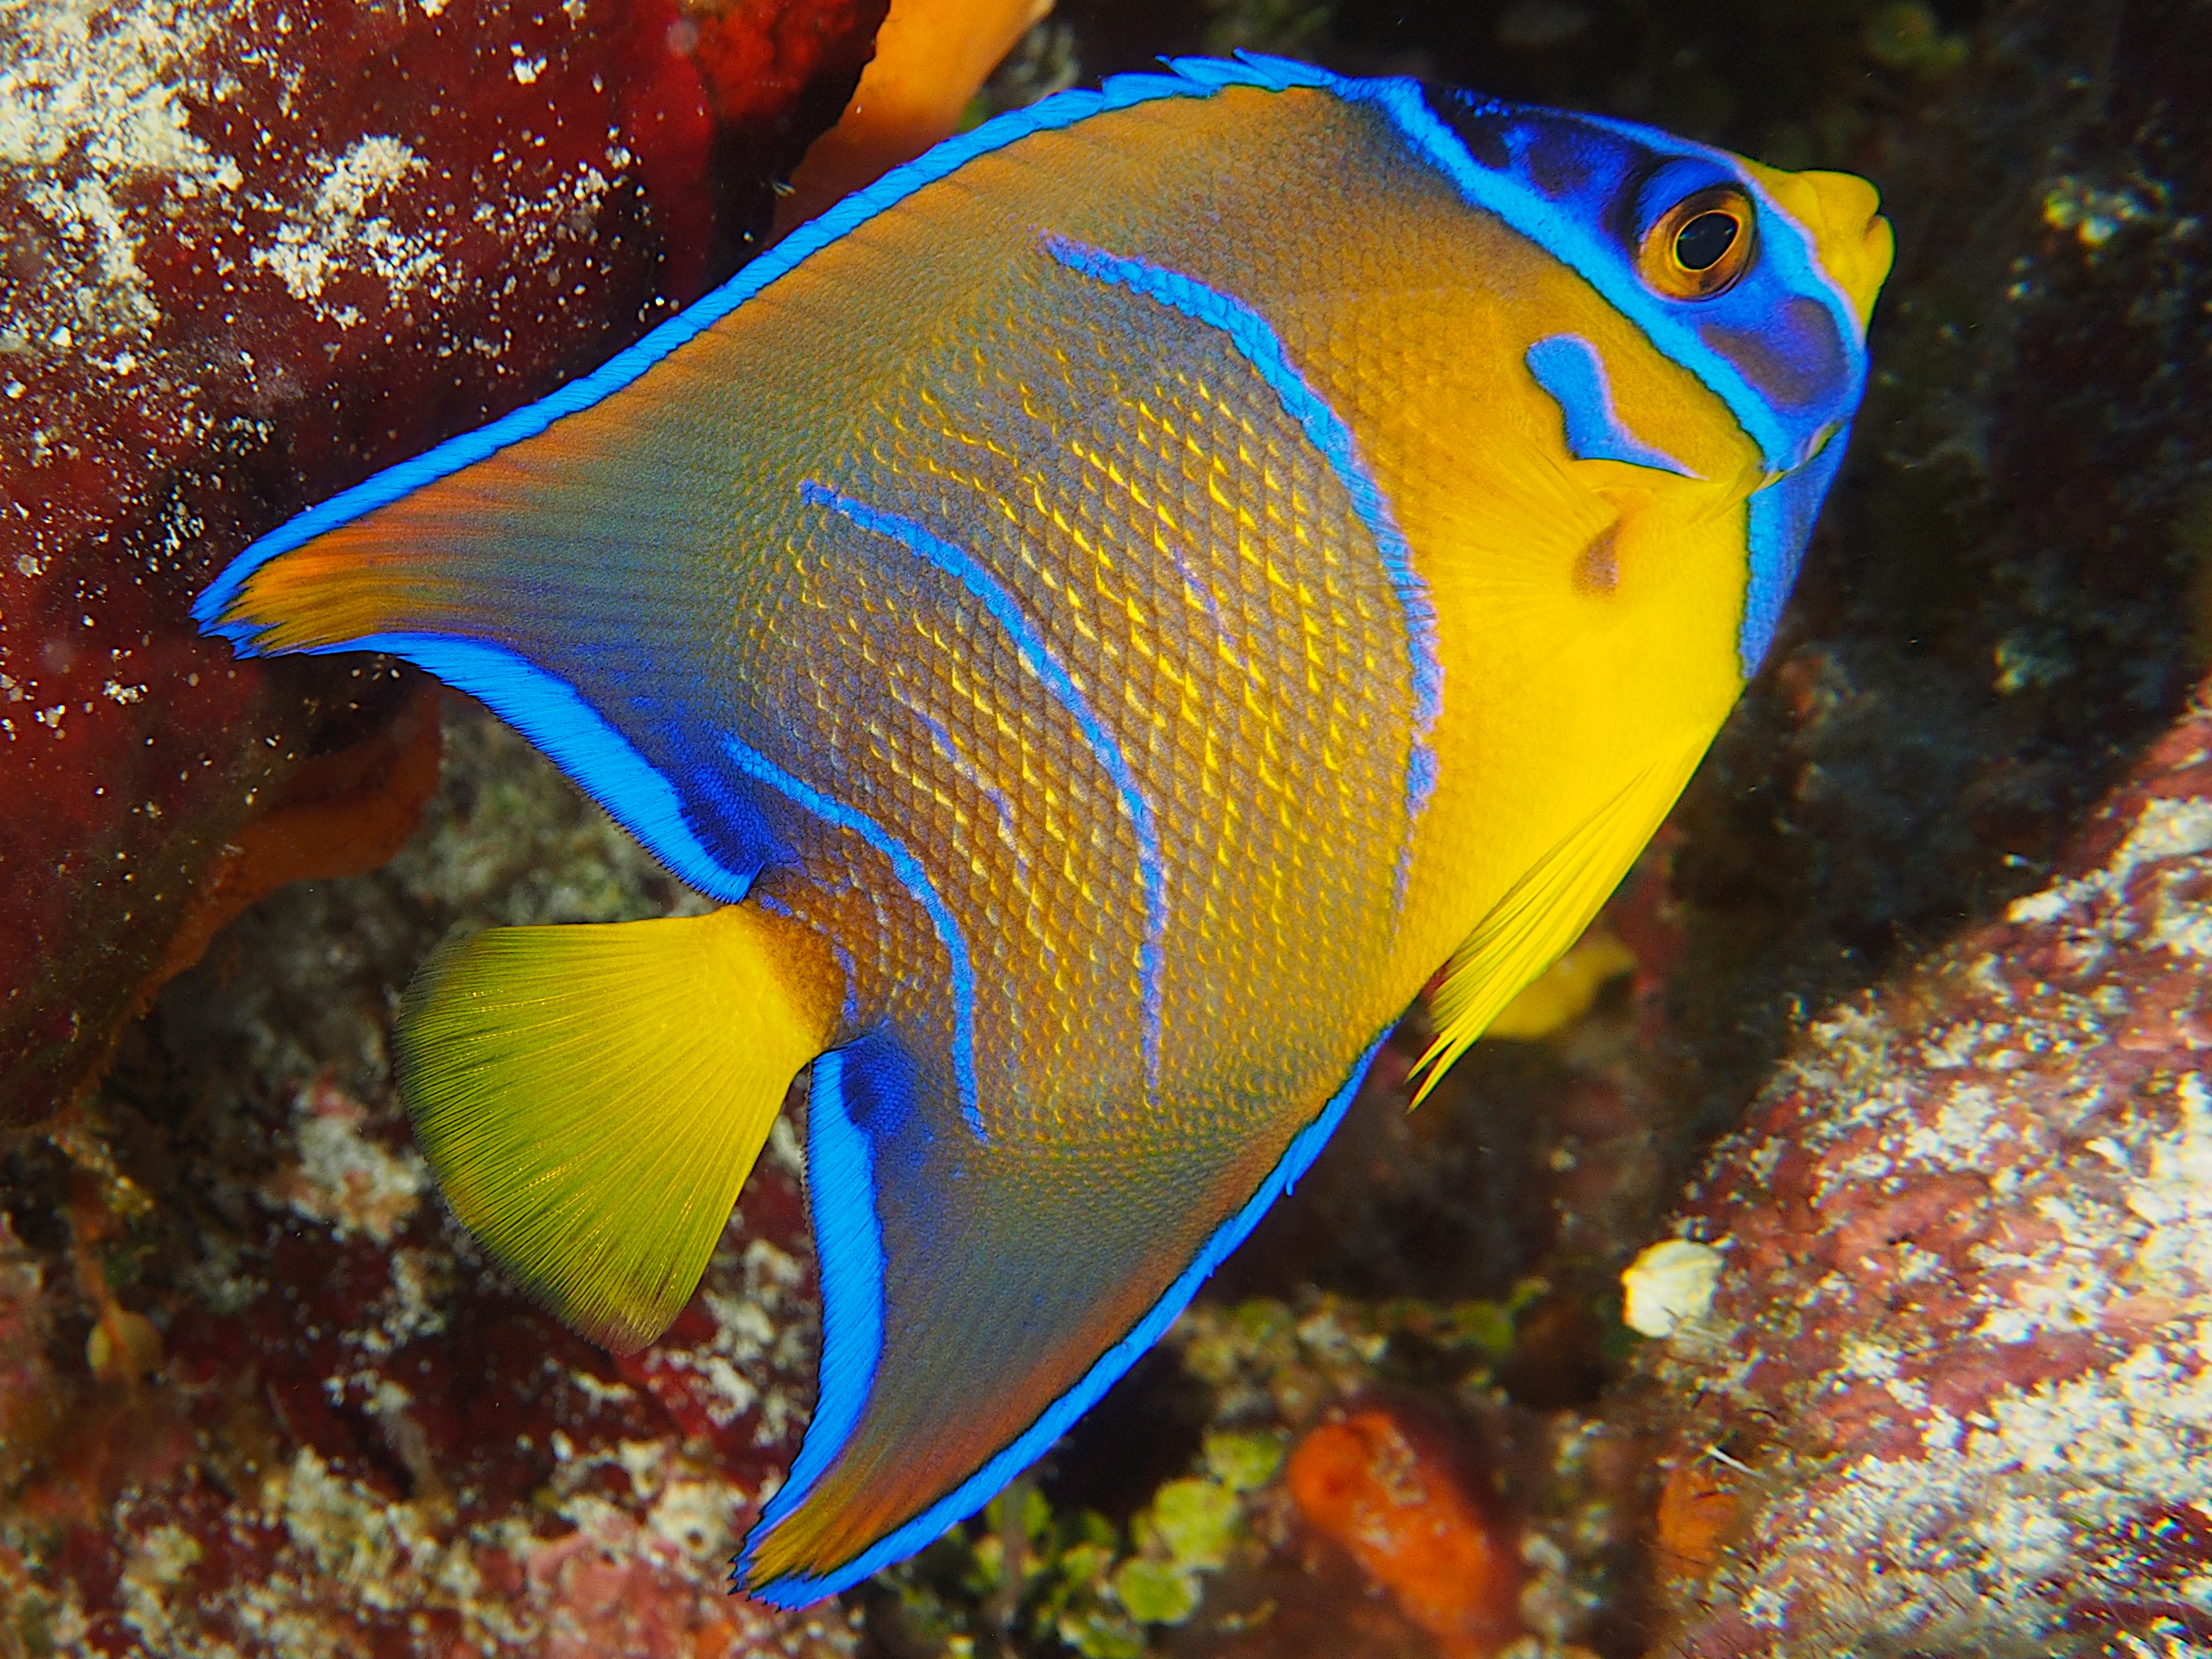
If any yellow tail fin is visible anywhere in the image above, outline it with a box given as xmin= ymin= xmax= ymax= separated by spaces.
xmin=397 ymin=904 xmax=841 ymax=1351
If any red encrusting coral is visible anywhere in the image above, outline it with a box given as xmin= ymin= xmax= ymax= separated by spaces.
xmin=1634 ymin=676 xmax=2212 ymax=1656
xmin=0 ymin=0 xmax=889 ymax=1128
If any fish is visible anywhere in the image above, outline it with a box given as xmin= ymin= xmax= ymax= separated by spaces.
xmin=194 ymin=52 xmax=1891 ymax=1604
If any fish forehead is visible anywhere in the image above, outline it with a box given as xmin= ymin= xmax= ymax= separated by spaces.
xmin=1376 ymin=79 xmax=1866 ymax=474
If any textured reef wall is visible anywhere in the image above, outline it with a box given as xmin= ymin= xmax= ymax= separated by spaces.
xmin=1 ymin=705 xmax=860 ymax=1655
xmin=0 ymin=0 xmax=887 ymax=1123
xmin=1627 ymin=4 xmax=2212 ymax=1647
xmin=1637 ymin=683 xmax=2212 ymax=1656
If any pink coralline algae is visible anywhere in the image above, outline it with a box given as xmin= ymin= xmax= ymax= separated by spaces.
xmin=1634 ymin=678 xmax=2212 ymax=1657
xmin=0 ymin=0 xmax=889 ymax=1126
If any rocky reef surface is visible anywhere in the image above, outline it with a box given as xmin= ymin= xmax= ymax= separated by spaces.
xmin=0 ymin=0 xmax=888 ymax=1121
xmin=2 ymin=704 xmax=852 ymax=1656
xmin=1636 ymin=680 xmax=2212 ymax=1658
xmin=6 ymin=0 xmax=2212 ymax=1655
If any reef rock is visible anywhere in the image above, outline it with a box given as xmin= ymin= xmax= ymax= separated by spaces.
xmin=0 ymin=0 xmax=889 ymax=1125
xmin=1 ymin=703 xmax=856 ymax=1655
xmin=1635 ymin=677 xmax=2212 ymax=1656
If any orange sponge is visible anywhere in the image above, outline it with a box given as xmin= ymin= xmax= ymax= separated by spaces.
xmin=1286 ymin=1408 xmax=1525 ymax=1659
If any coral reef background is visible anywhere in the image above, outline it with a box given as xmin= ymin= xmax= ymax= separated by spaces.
xmin=5 ymin=0 xmax=2211 ymax=1655
xmin=0 ymin=0 xmax=889 ymax=1118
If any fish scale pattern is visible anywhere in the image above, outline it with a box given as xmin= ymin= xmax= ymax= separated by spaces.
xmin=714 ymin=226 xmax=1439 ymax=1575
xmin=742 ymin=526 xmax=1110 ymax=1126
xmin=702 ymin=225 xmax=1426 ymax=1152
xmin=827 ymin=258 xmax=1417 ymax=1135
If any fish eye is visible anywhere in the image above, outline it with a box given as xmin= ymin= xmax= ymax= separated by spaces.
xmin=1639 ymin=185 xmax=1756 ymax=299
xmin=1675 ymin=211 xmax=1739 ymax=270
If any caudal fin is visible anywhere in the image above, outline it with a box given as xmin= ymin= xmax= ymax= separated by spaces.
xmin=398 ymin=903 xmax=841 ymax=1351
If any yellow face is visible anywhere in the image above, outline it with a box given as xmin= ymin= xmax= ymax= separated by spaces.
xmin=1743 ymin=162 xmax=1896 ymax=330
xmin=1284 ymin=98 xmax=1891 ymax=1078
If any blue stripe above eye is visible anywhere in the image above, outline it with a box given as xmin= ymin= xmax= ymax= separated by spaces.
xmin=802 ymin=481 xmax=1169 ymax=1095
xmin=742 ymin=1024 xmax=1393 ymax=1607
xmin=1572 ymin=106 xmax=1872 ymax=367
xmin=719 ymin=729 xmax=986 ymax=1139
xmin=1357 ymin=79 xmax=1814 ymax=475
xmin=1525 ymin=335 xmax=1701 ymax=478
xmin=1041 ymin=233 xmax=1443 ymax=860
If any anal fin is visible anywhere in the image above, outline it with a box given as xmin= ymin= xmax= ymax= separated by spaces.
xmin=737 ymin=1019 xmax=1394 ymax=1605
xmin=398 ymin=903 xmax=841 ymax=1350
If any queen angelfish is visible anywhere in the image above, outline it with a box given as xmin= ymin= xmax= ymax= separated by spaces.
xmin=196 ymin=54 xmax=1891 ymax=1603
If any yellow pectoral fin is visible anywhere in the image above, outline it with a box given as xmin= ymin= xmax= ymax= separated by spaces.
xmin=1480 ymin=921 xmax=1637 ymax=1041
xmin=1412 ymin=734 xmax=1710 ymax=1104
xmin=397 ymin=903 xmax=841 ymax=1351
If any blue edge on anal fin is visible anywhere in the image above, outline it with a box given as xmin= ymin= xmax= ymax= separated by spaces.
xmin=739 ymin=1025 xmax=1393 ymax=1606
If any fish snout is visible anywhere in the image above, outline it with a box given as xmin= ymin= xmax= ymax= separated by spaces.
xmin=1741 ymin=160 xmax=1896 ymax=333
xmin=1796 ymin=169 xmax=1894 ymax=333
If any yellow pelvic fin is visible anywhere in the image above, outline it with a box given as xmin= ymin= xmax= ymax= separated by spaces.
xmin=397 ymin=903 xmax=842 ymax=1351
xmin=1412 ymin=736 xmax=1708 ymax=1104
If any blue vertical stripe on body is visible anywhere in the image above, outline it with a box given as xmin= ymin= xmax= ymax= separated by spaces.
xmin=719 ymin=727 xmax=986 ymax=1138
xmin=1040 ymin=233 xmax=1443 ymax=875
xmin=801 ymin=481 xmax=1169 ymax=1094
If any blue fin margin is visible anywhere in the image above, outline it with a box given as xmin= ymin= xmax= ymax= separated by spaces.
xmin=294 ymin=632 xmax=763 ymax=903
xmin=192 ymin=52 xmax=1350 ymax=643
xmin=190 ymin=55 xmax=1359 ymax=903
xmin=737 ymin=1024 xmax=1392 ymax=1606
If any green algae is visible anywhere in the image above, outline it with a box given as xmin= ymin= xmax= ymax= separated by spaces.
xmin=880 ymin=1449 xmax=1272 ymax=1658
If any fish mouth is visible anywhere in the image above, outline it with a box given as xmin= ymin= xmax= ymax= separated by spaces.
xmin=1849 ymin=209 xmax=1898 ymax=330
xmin=1740 ymin=161 xmax=1896 ymax=332
xmin=1797 ymin=170 xmax=1894 ymax=331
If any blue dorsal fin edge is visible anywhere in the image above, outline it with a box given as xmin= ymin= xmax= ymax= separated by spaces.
xmin=737 ymin=1025 xmax=1393 ymax=1607
xmin=192 ymin=54 xmax=1352 ymax=640
xmin=315 ymin=632 xmax=764 ymax=903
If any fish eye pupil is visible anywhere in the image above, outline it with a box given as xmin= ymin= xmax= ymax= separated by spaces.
xmin=1674 ymin=210 xmax=1739 ymax=272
